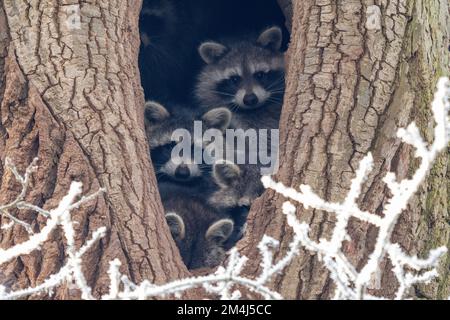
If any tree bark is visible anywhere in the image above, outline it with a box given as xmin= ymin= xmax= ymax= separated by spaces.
xmin=0 ymin=0 xmax=448 ymax=301
xmin=241 ymin=0 xmax=449 ymax=299
xmin=0 ymin=0 xmax=188 ymax=298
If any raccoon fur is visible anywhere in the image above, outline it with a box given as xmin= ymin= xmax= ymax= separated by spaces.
xmin=208 ymin=160 xmax=265 ymax=246
xmin=160 ymin=181 xmax=235 ymax=269
xmin=195 ymin=26 xmax=285 ymax=130
xmin=144 ymin=100 xmax=231 ymax=184
xmin=139 ymin=0 xmax=198 ymax=102
xmin=209 ymin=160 xmax=264 ymax=211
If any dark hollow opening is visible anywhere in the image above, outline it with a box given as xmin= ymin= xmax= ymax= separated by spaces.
xmin=139 ymin=0 xmax=290 ymax=270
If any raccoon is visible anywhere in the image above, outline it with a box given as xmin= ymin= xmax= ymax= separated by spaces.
xmin=139 ymin=1 xmax=198 ymax=102
xmin=208 ymin=160 xmax=265 ymax=246
xmin=195 ymin=26 xmax=285 ymax=130
xmin=160 ymin=181 xmax=234 ymax=269
xmin=144 ymin=100 xmax=231 ymax=185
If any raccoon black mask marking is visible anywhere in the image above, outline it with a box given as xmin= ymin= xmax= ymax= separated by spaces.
xmin=144 ymin=100 xmax=231 ymax=184
xmin=196 ymin=26 xmax=285 ymax=128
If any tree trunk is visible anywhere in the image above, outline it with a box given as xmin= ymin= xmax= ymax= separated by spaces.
xmin=0 ymin=0 xmax=188 ymax=298
xmin=0 ymin=0 xmax=448 ymax=300
xmin=241 ymin=0 xmax=449 ymax=299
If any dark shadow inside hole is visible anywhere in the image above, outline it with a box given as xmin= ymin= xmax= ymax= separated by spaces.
xmin=139 ymin=0 xmax=291 ymax=270
xmin=139 ymin=0 xmax=289 ymax=102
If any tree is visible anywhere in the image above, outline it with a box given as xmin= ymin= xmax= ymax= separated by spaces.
xmin=0 ymin=0 xmax=448 ymax=300
xmin=0 ymin=0 xmax=188 ymax=298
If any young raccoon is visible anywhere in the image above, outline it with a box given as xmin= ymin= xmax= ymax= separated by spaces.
xmin=160 ymin=182 xmax=235 ymax=269
xmin=208 ymin=160 xmax=265 ymax=246
xmin=209 ymin=161 xmax=264 ymax=211
xmin=195 ymin=26 xmax=285 ymax=130
xmin=139 ymin=1 xmax=198 ymax=102
xmin=144 ymin=100 xmax=231 ymax=185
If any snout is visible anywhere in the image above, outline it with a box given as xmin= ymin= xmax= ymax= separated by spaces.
xmin=175 ymin=164 xmax=191 ymax=180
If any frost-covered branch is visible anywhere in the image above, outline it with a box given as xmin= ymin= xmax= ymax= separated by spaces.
xmin=0 ymin=158 xmax=41 ymax=233
xmin=0 ymin=159 xmax=105 ymax=300
xmin=262 ymin=77 xmax=450 ymax=299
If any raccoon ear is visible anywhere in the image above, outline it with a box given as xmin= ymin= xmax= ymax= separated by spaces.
xmin=257 ymin=26 xmax=283 ymax=51
xmin=213 ymin=160 xmax=240 ymax=186
xmin=199 ymin=42 xmax=228 ymax=64
xmin=205 ymin=219 xmax=234 ymax=244
xmin=140 ymin=32 xmax=151 ymax=47
xmin=165 ymin=213 xmax=185 ymax=240
xmin=144 ymin=100 xmax=170 ymax=122
xmin=202 ymin=107 xmax=231 ymax=131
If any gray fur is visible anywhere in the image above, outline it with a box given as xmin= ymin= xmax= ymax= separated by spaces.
xmin=161 ymin=182 xmax=234 ymax=270
xmin=257 ymin=26 xmax=283 ymax=51
xmin=208 ymin=161 xmax=264 ymax=249
xmin=144 ymin=100 xmax=231 ymax=148
xmin=202 ymin=107 xmax=232 ymax=131
xmin=213 ymin=160 xmax=241 ymax=186
xmin=195 ymin=26 xmax=285 ymax=131
xmin=199 ymin=42 xmax=228 ymax=64
xmin=145 ymin=101 xmax=171 ymax=122
xmin=205 ymin=219 xmax=234 ymax=243
xmin=195 ymin=28 xmax=284 ymax=221
xmin=144 ymin=101 xmax=231 ymax=183
xmin=165 ymin=213 xmax=185 ymax=240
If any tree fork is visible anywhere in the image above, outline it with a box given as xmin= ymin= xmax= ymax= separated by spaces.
xmin=0 ymin=0 xmax=188 ymax=298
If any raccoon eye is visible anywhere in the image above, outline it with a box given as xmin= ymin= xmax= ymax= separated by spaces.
xmin=254 ymin=71 xmax=267 ymax=80
xmin=229 ymin=75 xmax=241 ymax=84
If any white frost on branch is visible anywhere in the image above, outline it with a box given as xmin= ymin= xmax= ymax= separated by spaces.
xmin=0 ymin=77 xmax=448 ymax=300
xmin=263 ymin=77 xmax=450 ymax=299
xmin=102 ymin=232 xmax=304 ymax=300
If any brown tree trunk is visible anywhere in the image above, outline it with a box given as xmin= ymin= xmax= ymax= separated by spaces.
xmin=241 ymin=0 xmax=449 ymax=299
xmin=0 ymin=0 xmax=448 ymax=300
xmin=0 ymin=0 xmax=188 ymax=298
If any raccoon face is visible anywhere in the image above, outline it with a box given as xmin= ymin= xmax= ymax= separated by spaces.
xmin=197 ymin=27 xmax=285 ymax=111
xmin=144 ymin=101 xmax=231 ymax=183
xmin=166 ymin=213 xmax=234 ymax=269
xmin=209 ymin=160 xmax=265 ymax=211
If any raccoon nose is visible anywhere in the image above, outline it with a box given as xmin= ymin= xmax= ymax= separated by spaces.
xmin=243 ymin=93 xmax=258 ymax=106
xmin=175 ymin=165 xmax=190 ymax=180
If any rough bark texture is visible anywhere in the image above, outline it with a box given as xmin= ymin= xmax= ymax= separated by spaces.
xmin=0 ymin=0 xmax=448 ymax=301
xmin=241 ymin=0 xmax=449 ymax=299
xmin=0 ymin=0 xmax=188 ymax=298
